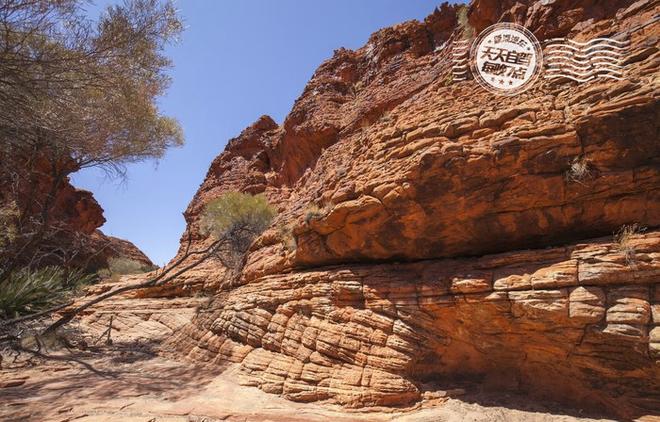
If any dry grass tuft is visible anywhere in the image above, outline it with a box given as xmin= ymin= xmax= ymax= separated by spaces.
xmin=379 ymin=111 xmax=392 ymax=123
xmin=566 ymin=156 xmax=592 ymax=184
xmin=614 ymin=223 xmax=646 ymax=267
xmin=277 ymin=222 xmax=297 ymax=252
xmin=304 ymin=203 xmax=332 ymax=225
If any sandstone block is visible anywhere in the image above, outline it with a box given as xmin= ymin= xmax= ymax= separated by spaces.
xmin=569 ymin=286 xmax=606 ymax=323
xmin=607 ymin=287 xmax=651 ymax=325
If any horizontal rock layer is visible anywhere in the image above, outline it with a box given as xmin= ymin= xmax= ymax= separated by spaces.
xmin=175 ymin=0 xmax=659 ymax=284
xmin=167 ymin=0 xmax=660 ymax=418
xmin=168 ymin=232 xmax=660 ymax=417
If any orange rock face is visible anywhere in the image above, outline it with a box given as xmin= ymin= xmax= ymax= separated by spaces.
xmin=169 ymin=233 xmax=660 ymax=416
xmin=169 ymin=0 xmax=660 ymax=418
xmin=43 ymin=177 xmax=154 ymax=270
xmin=85 ymin=230 xmax=154 ymax=270
xmin=2 ymin=155 xmax=153 ymax=270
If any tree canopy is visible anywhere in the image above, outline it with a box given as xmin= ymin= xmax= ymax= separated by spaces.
xmin=0 ymin=0 xmax=184 ymax=278
xmin=0 ymin=0 xmax=184 ymax=174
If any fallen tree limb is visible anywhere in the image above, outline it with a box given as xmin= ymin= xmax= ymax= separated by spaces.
xmin=3 ymin=197 xmax=272 ymax=339
xmin=42 ymin=236 xmax=225 ymax=335
xmin=0 ymin=300 xmax=74 ymax=328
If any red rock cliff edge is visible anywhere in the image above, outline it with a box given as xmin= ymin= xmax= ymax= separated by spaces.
xmin=21 ymin=169 xmax=154 ymax=270
xmin=166 ymin=0 xmax=660 ymax=418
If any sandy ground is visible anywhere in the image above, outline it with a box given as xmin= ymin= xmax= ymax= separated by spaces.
xmin=0 ymin=280 xmax=640 ymax=422
xmin=0 ymin=353 xmax=620 ymax=422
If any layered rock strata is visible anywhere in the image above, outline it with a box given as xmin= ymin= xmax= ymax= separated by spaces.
xmin=168 ymin=232 xmax=660 ymax=417
xmin=165 ymin=0 xmax=660 ymax=418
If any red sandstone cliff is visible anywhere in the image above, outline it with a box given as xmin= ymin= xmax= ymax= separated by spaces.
xmin=5 ymin=164 xmax=154 ymax=271
xmin=167 ymin=0 xmax=660 ymax=418
xmin=50 ymin=176 xmax=155 ymax=269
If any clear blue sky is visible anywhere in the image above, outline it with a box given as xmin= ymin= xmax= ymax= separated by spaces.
xmin=73 ymin=1 xmax=453 ymax=266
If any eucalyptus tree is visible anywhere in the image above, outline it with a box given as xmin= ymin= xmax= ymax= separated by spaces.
xmin=0 ymin=0 xmax=184 ymax=278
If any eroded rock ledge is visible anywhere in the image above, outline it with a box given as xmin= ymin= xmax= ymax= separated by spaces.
xmin=164 ymin=0 xmax=660 ymax=419
xmin=168 ymin=231 xmax=660 ymax=417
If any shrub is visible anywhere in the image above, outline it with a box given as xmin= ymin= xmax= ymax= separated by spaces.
xmin=0 ymin=0 xmax=183 ymax=283
xmin=0 ymin=201 xmax=18 ymax=249
xmin=457 ymin=5 xmax=475 ymax=40
xmin=97 ymin=268 xmax=112 ymax=279
xmin=36 ymin=194 xmax=275 ymax=334
xmin=444 ymin=73 xmax=454 ymax=86
xmin=614 ymin=223 xmax=646 ymax=266
xmin=0 ymin=267 xmax=94 ymax=319
xmin=108 ymin=257 xmax=153 ymax=275
xmin=201 ymin=192 xmax=276 ymax=255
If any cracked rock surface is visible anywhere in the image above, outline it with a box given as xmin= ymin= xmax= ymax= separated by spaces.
xmin=161 ymin=0 xmax=660 ymax=419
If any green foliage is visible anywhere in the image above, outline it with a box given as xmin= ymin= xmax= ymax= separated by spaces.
xmin=107 ymin=257 xmax=154 ymax=275
xmin=0 ymin=267 xmax=94 ymax=319
xmin=200 ymin=192 xmax=276 ymax=261
xmin=457 ymin=5 xmax=475 ymax=40
xmin=0 ymin=0 xmax=184 ymax=278
xmin=0 ymin=0 xmax=185 ymax=169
